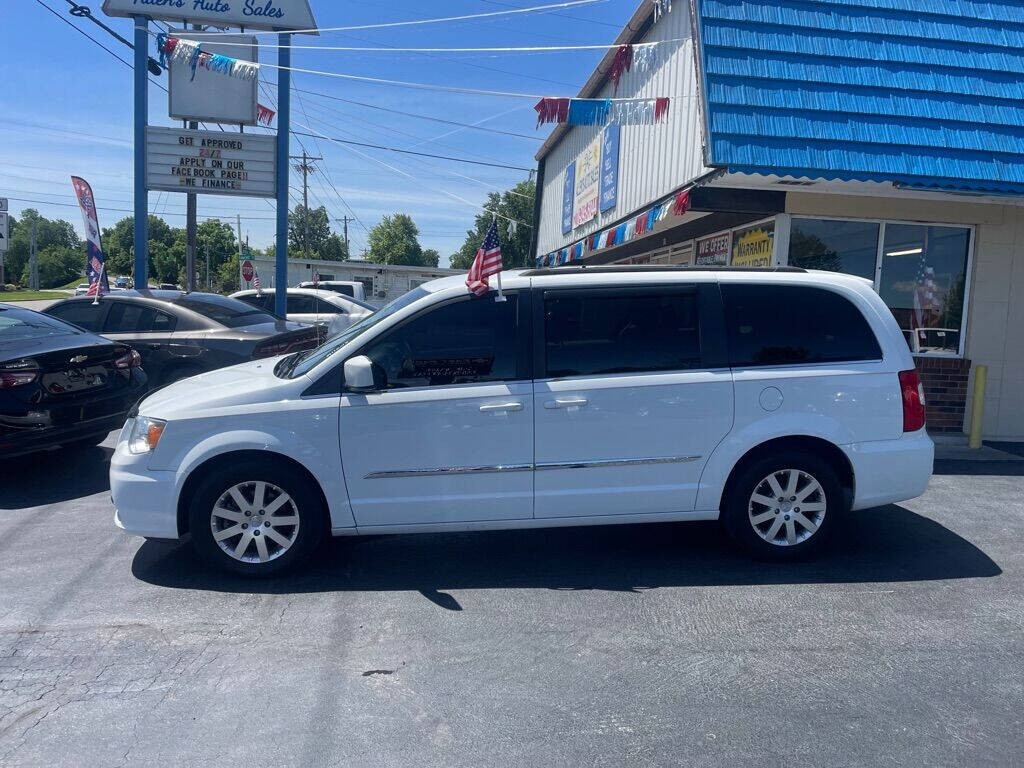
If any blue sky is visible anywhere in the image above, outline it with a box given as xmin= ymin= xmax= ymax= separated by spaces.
xmin=1 ymin=0 xmax=634 ymax=265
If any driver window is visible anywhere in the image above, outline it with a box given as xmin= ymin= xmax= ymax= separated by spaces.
xmin=362 ymin=295 xmax=520 ymax=388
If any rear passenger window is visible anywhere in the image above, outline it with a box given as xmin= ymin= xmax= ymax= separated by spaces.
xmin=544 ymin=290 xmax=701 ymax=378
xmin=722 ymin=284 xmax=882 ymax=367
xmin=104 ymin=303 xmax=156 ymax=333
xmin=47 ymin=302 xmax=104 ymax=332
xmin=287 ymin=295 xmax=316 ymax=314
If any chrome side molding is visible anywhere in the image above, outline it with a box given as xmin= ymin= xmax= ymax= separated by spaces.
xmin=365 ymin=455 xmax=701 ymax=479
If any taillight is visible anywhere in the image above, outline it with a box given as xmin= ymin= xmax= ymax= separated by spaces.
xmin=114 ymin=348 xmax=143 ymax=369
xmin=253 ymin=340 xmax=291 ymax=359
xmin=0 ymin=358 xmax=40 ymax=389
xmin=899 ymin=369 xmax=926 ymax=432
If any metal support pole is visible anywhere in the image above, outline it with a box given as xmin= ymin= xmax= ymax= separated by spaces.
xmin=29 ymin=221 xmax=37 ymax=291
xmin=133 ymin=15 xmax=149 ymax=288
xmin=274 ymin=33 xmax=291 ymax=317
xmin=969 ymin=364 xmax=988 ymax=449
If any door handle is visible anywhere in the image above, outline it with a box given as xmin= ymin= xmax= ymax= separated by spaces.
xmin=479 ymin=401 xmax=523 ymax=412
xmin=544 ymin=397 xmax=588 ymax=409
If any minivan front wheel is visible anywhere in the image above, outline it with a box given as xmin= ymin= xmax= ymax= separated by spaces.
xmin=721 ymin=451 xmax=841 ymax=560
xmin=188 ymin=459 xmax=326 ymax=576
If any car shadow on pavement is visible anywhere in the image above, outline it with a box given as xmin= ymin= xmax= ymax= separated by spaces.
xmin=0 ymin=445 xmax=113 ymax=509
xmin=933 ymin=459 xmax=1024 ymax=476
xmin=131 ymin=504 xmax=1001 ymax=604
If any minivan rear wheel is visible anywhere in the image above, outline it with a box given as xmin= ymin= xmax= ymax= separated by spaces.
xmin=188 ymin=459 xmax=326 ymax=576
xmin=721 ymin=450 xmax=841 ymax=560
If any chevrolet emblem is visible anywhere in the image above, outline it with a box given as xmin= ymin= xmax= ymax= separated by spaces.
xmin=70 ymin=354 xmax=88 ymax=364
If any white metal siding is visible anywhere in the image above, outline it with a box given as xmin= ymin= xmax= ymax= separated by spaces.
xmin=536 ymin=7 xmax=711 ymax=256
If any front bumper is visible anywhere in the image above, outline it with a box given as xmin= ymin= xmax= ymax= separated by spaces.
xmin=844 ymin=429 xmax=934 ymax=511
xmin=110 ymin=424 xmax=180 ymax=539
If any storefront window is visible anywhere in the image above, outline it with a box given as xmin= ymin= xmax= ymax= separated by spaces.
xmin=731 ymin=221 xmax=775 ymax=267
xmin=879 ymin=224 xmax=970 ymax=355
xmin=788 ymin=218 xmax=879 ymax=280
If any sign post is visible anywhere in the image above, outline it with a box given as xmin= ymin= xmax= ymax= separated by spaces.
xmin=133 ymin=15 xmax=148 ymax=289
xmin=0 ymin=199 xmax=7 ymax=286
xmin=274 ymin=33 xmax=291 ymax=316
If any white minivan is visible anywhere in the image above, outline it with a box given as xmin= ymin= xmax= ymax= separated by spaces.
xmin=111 ymin=267 xmax=933 ymax=576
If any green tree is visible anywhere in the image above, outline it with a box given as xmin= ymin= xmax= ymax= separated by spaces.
xmin=320 ymin=233 xmax=349 ymax=261
xmin=451 ymin=179 xmax=535 ymax=270
xmin=4 ymin=210 xmax=82 ymax=287
xmin=288 ymin=205 xmax=330 ymax=258
xmin=21 ymin=245 xmax=81 ymax=288
xmin=367 ymin=213 xmax=424 ymax=266
xmin=421 ymin=248 xmax=440 ymax=268
xmin=215 ymin=254 xmax=240 ymax=294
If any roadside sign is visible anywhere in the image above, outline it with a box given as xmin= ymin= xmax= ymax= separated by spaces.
xmin=101 ymin=0 xmax=318 ymax=34
xmin=146 ymin=127 xmax=276 ymax=198
xmin=0 ymin=197 xmax=7 ymax=212
xmin=241 ymin=260 xmax=254 ymax=282
xmin=0 ymin=213 xmax=8 ymax=252
xmin=169 ymin=32 xmax=258 ymax=125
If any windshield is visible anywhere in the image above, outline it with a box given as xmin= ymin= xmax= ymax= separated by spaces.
xmin=283 ymin=287 xmax=429 ymax=378
xmin=0 ymin=308 xmax=80 ymax=342
xmin=174 ymin=294 xmax=277 ymax=328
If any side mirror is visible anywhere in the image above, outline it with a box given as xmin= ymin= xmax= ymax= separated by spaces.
xmin=343 ymin=355 xmax=380 ymax=392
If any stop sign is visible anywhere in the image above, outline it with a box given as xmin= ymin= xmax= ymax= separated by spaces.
xmin=241 ymin=260 xmax=254 ymax=282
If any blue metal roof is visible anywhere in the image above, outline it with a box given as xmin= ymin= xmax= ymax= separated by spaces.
xmin=697 ymin=0 xmax=1024 ymax=194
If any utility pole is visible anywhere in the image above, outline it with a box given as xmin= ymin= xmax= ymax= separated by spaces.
xmin=29 ymin=220 xmax=38 ymax=291
xmin=205 ymin=243 xmax=210 ymax=291
xmin=335 ymin=216 xmax=353 ymax=257
xmin=290 ymin=151 xmax=321 ymax=259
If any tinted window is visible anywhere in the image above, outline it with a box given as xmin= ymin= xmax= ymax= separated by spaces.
xmin=287 ymin=295 xmax=316 ymax=314
xmin=104 ymin=303 xmax=156 ymax=333
xmin=363 ymin=295 xmax=521 ymax=388
xmin=46 ymin=302 xmax=104 ymax=332
xmin=788 ymin=218 xmax=880 ymax=280
xmin=722 ymin=284 xmax=882 ymax=367
xmin=544 ymin=290 xmax=701 ymax=378
xmin=175 ymin=294 xmax=276 ymax=328
xmin=0 ymin=308 xmax=80 ymax=341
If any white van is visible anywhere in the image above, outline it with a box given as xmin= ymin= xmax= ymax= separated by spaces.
xmin=111 ymin=267 xmax=933 ymax=576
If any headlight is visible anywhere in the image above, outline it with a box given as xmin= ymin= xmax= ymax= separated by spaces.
xmin=128 ymin=416 xmax=167 ymax=454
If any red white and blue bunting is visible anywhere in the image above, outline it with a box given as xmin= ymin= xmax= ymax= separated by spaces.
xmin=156 ymin=34 xmax=259 ymax=82
xmin=537 ymin=190 xmax=690 ymax=267
xmin=535 ymin=96 xmax=669 ymax=128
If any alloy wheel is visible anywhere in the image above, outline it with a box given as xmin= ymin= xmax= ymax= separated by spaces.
xmin=747 ymin=469 xmax=826 ymax=547
xmin=210 ymin=481 xmax=300 ymax=563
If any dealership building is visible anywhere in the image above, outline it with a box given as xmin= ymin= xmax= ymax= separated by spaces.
xmin=531 ymin=0 xmax=1024 ymax=439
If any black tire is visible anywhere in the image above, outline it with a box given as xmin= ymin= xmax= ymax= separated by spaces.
xmin=188 ymin=458 xmax=327 ymax=576
xmin=720 ymin=449 xmax=842 ymax=561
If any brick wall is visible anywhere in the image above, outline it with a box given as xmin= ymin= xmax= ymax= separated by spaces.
xmin=916 ymin=356 xmax=971 ymax=433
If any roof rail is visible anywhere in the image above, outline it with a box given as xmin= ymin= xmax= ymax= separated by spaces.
xmin=520 ymin=265 xmax=807 ymax=277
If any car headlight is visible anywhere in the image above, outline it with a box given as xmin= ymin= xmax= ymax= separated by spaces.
xmin=128 ymin=416 xmax=167 ymax=454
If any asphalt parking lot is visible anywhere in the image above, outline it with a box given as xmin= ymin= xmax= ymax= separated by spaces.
xmin=1 ymin=433 xmax=1022 ymax=767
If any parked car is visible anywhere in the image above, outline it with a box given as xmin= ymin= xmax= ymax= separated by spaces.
xmin=0 ymin=303 xmax=146 ymax=458
xmin=230 ymin=287 xmax=374 ymax=336
xmin=73 ymin=284 xmax=91 ymax=296
xmin=114 ymin=276 xmax=132 ymax=289
xmin=44 ymin=290 xmax=324 ymax=388
xmin=111 ymin=266 xmax=933 ymax=576
xmin=296 ymin=280 xmax=366 ymax=302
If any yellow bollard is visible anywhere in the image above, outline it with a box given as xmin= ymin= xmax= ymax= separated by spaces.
xmin=968 ymin=364 xmax=988 ymax=449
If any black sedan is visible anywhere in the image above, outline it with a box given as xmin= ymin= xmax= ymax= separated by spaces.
xmin=0 ymin=304 xmax=148 ymax=459
xmin=44 ymin=291 xmax=324 ymax=387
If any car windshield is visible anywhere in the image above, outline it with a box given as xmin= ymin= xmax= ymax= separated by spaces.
xmin=174 ymin=294 xmax=277 ymax=328
xmin=0 ymin=308 xmax=79 ymax=342
xmin=281 ymin=287 xmax=429 ymax=378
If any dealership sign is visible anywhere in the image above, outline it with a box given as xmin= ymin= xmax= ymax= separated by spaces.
xmin=600 ymin=124 xmax=620 ymax=213
xmin=146 ymin=127 xmax=276 ymax=198
xmin=102 ymin=0 xmax=317 ymax=33
xmin=561 ymin=162 xmax=575 ymax=235
xmin=573 ymin=136 xmax=601 ymax=228
xmin=695 ymin=232 xmax=729 ymax=266
xmin=169 ymin=32 xmax=258 ymax=125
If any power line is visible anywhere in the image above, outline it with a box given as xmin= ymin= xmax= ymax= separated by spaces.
xmin=289 ymin=132 xmax=532 ymax=171
xmin=6 ymin=196 xmax=277 ymax=220
xmin=186 ymin=0 xmax=606 ymax=36
xmin=179 ymin=39 xmax=672 ymax=53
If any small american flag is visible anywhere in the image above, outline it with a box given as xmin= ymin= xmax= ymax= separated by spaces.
xmin=252 ymin=267 xmax=262 ymax=295
xmin=466 ymin=219 xmax=503 ymax=297
xmin=86 ymin=260 xmax=105 ymax=298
